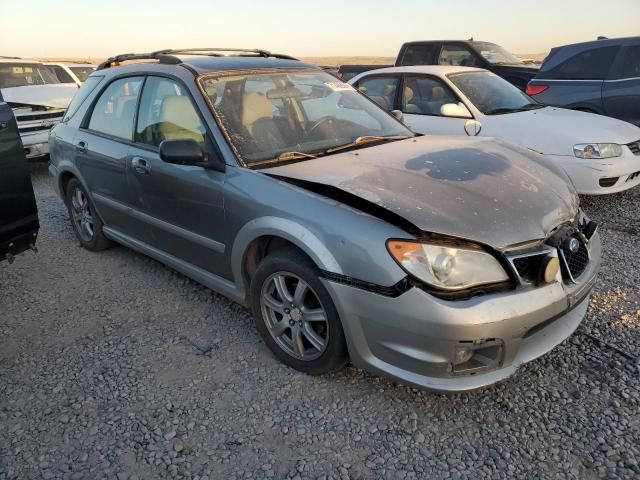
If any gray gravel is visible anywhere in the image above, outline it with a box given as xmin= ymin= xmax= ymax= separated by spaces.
xmin=1 ymin=166 xmax=639 ymax=480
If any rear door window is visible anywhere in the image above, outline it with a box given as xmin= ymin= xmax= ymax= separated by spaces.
xmin=611 ymin=45 xmax=640 ymax=80
xmin=64 ymin=76 xmax=103 ymax=121
xmin=355 ymin=76 xmax=400 ymax=110
xmin=545 ymin=46 xmax=620 ymax=80
xmin=398 ymin=44 xmax=439 ymax=66
xmin=87 ymin=76 xmax=143 ymax=140
xmin=402 ymin=76 xmax=459 ymax=115
xmin=50 ymin=66 xmax=74 ymax=83
xmin=439 ymin=44 xmax=482 ymax=67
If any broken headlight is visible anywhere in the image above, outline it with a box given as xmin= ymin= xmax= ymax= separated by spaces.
xmin=387 ymin=240 xmax=509 ymax=291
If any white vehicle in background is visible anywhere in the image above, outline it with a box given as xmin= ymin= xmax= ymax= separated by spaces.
xmin=350 ymin=66 xmax=640 ymax=195
xmin=0 ymin=58 xmax=76 ymax=160
xmin=45 ymin=62 xmax=96 ymax=86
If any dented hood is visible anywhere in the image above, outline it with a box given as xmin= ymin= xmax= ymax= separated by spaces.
xmin=1 ymin=84 xmax=77 ymax=109
xmin=264 ymin=136 xmax=578 ymax=250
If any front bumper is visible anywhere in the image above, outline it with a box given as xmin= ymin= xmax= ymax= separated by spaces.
xmin=552 ymin=151 xmax=640 ymax=195
xmin=324 ymin=232 xmax=601 ymax=392
xmin=21 ymin=131 xmax=50 ymax=160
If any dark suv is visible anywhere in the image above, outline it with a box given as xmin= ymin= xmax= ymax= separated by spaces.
xmin=395 ymin=40 xmax=538 ymax=90
xmin=527 ymin=36 xmax=640 ymax=126
xmin=0 ymin=101 xmax=39 ymax=263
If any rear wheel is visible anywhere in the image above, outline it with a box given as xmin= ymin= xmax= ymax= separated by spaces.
xmin=250 ymin=248 xmax=348 ymax=375
xmin=65 ymin=178 xmax=112 ymax=251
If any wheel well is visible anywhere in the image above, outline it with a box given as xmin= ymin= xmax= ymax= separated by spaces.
xmin=59 ymin=171 xmax=75 ymax=198
xmin=242 ymin=236 xmax=309 ymax=297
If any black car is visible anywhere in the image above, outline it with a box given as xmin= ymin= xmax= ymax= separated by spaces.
xmin=527 ymin=36 xmax=640 ymax=126
xmin=0 ymin=101 xmax=39 ymax=263
xmin=395 ymin=40 xmax=538 ymax=90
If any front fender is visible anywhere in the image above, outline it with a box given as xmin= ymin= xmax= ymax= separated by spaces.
xmin=231 ymin=216 xmax=343 ymax=298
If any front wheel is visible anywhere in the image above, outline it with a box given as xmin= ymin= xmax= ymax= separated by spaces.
xmin=250 ymin=248 xmax=348 ymax=375
xmin=65 ymin=178 xmax=112 ymax=251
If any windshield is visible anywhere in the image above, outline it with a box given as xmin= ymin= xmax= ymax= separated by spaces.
xmin=0 ymin=62 xmax=60 ymax=88
xmin=471 ymin=41 xmax=523 ymax=65
xmin=448 ymin=71 xmax=542 ymax=115
xmin=200 ymin=70 xmax=412 ymax=165
xmin=69 ymin=66 xmax=96 ymax=82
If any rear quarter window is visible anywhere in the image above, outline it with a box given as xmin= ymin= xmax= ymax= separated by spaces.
xmin=543 ymin=46 xmax=620 ymax=80
xmin=63 ymin=76 xmax=103 ymax=121
xmin=398 ymin=44 xmax=439 ymax=66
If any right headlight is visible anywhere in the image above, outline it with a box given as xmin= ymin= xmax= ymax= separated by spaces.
xmin=573 ymin=143 xmax=622 ymax=159
xmin=387 ymin=240 xmax=509 ymax=291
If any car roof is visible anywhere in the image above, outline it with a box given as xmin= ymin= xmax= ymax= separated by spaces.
xmin=45 ymin=62 xmax=96 ymax=67
xmin=401 ymin=40 xmax=490 ymax=46
xmin=553 ymin=35 xmax=639 ymax=51
xmin=0 ymin=58 xmax=42 ymax=64
xmin=352 ymin=65 xmax=486 ymax=77
xmin=175 ymin=55 xmax=316 ymax=74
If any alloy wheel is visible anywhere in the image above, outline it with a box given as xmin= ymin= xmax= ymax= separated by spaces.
xmin=70 ymin=187 xmax=94 ymax=242
xmin=260 ymin=272 xmax=329 ymax=361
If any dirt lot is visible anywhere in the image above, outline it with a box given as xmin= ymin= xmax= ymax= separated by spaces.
xmin=1 ymin=167 xmax=639 ymax=480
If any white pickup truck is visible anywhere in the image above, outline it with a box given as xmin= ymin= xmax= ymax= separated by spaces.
xmin=0 ymin=58 xmax=77 ymax=160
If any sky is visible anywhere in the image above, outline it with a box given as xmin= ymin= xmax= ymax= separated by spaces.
xmin=1 ymin=0 xmax=639 ymax=59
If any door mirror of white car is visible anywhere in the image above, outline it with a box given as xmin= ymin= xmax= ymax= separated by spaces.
xmin=390 ymin=110 xmax=404 ymax=123
xmin=464 ymin=119 xmax=483 ymax=137
xmin=440 ymin=102 xmax=472 ymax=119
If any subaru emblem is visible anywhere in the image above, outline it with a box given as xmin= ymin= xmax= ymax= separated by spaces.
xmin=568 ymin=237 xmax=580 ymax=253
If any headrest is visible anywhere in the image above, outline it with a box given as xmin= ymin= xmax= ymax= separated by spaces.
xmin=404 ymin=86 xmax=414 ymax=103
xmin=242 ymin=92 xmax=273 ymax=126
xmin=160 ymin=96 xmax=201 ymax=130
xmin=431 ymin=86 xmax=444 ymax=101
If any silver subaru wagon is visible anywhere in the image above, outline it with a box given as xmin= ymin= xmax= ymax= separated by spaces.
xmin=49 ymin=49 xmax=601 ymax=392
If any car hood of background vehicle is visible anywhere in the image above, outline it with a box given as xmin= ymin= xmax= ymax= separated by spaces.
xmin=264 ymin=136 xmax=578 ymax=250
xmin=1 ymin=84 xmax=77 ymax=109
xmin=489 ymin=107 xmax=640 ymax=155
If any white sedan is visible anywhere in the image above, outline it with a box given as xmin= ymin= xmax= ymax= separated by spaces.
xmin=349 ymin=66 xmax=640 ymax=195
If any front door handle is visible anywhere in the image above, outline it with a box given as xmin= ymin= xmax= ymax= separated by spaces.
xmin=131 ymin=157 xmax=151 ymax=175
xmin=75 ymin=140 xmax=88 ymax=153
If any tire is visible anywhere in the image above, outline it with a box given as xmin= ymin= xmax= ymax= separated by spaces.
xmin=65 ymin=178 xmax=112 ymax=251
xmin=250 ymin=247 xmax=349 ymax=375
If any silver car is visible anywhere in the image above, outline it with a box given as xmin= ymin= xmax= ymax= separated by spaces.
xmin=48 ymin=49 xmax=601 ymax=392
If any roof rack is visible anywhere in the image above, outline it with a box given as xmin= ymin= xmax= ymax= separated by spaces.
xmin=96 ymin=48 xmax=298 ymax=70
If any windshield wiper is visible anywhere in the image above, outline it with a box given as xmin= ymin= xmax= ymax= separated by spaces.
xmin=326 ymin=135 xmax=413 ymax=153
xmin=276 ymin=151 xmax=319 ymax=162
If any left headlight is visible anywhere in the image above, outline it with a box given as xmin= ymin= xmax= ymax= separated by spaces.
xmin=573 ymin=143 xmax=622 ymax=159
xmin=387 ymin=240 xmax=509 ymax=291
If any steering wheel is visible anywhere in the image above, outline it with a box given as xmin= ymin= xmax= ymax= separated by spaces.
xmin=307 ymin=116 xmax=337 ymax=138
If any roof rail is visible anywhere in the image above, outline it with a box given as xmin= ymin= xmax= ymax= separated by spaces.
xmin=96 ymin=48 xmax=298 ymax=70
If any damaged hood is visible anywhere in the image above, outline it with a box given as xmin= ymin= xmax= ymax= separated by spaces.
xmin=487 ymin=107 xmax=640 ymax=155
xmin=264 ymin=136 xmax=578 ymax=250
xmin=1 ymin=84 xmax=77 ymax=109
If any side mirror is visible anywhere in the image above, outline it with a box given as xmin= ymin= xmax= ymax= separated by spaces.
xmin=159 ymin=139 xmax=224 ymax=171
xmin=464 ymin=119 xmax=483 ymax=137
xmin=390 ymin=110 xmax=404 ymax=123
xmin=440 ymin=102 xmax=472 ymax=119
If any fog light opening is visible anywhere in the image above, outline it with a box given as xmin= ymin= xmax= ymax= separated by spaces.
xmin=452 ymin=340 xmax=504 ymax=376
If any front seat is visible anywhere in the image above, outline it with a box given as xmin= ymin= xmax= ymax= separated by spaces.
xmin=404 ymin=86 xmax=421 ymax=113
xmin=159 ymin=96 xmax=204 ymax=143
xmin=426 ymin=86 xmax=446 ymax=114
xmin=241 ymin=92 xmax=287 ymax=153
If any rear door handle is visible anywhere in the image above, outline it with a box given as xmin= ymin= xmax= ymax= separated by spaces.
xmin=131 ymin=157 xmax=151 ymax=175
xmin=75 ymin=141 xmax=87 ymax=153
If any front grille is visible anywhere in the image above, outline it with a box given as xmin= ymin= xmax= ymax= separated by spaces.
xmin=15 ymin=110 xmax=65 ymax=122
xmin=18 ymin=124 xmax=57 ymax=134
xmin=626 ymin=171 xmax=640 ymax=183
xmin=628 ymin=140 xmax=640 ymax=155
xmin=546 ymin=226 xmax=591 ymax=283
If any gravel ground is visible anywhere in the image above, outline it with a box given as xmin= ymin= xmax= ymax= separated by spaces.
xmin=1 ymin=166 xmax=639 ymax=480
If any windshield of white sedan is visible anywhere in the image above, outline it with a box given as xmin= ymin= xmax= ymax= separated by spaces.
xmin=448 ymin=71 xmax=542 ymax=115
xmin=200 ymin=70 xmax=412 ymax=165
xmin=0 ymin=63 xmax=60 ymax=88
xmin=472 ymin=42 xmax=523 ymax=65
